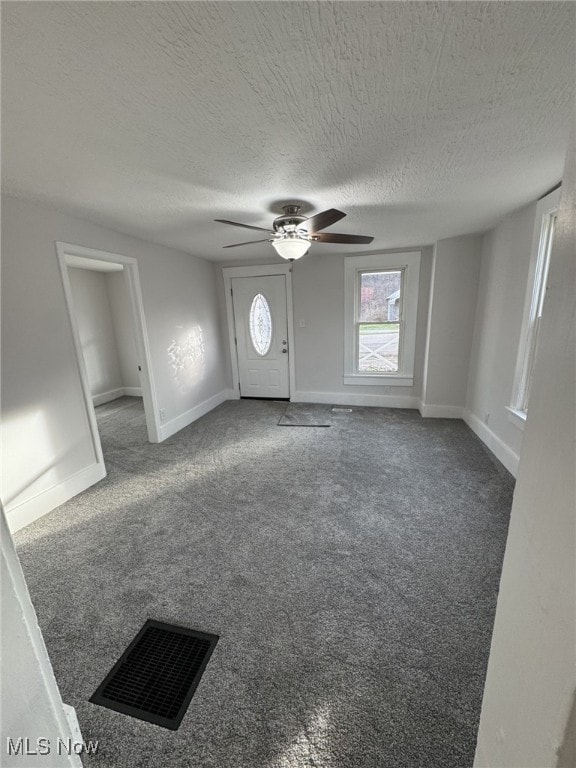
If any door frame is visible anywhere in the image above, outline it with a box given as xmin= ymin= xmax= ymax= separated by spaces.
xmin=1 ymin=503 xmax=84 ymax=766
xmin=56 ymin=242 xmax=161 ymax=453
xmin=222 ymin=264 xmax=296 ymax=399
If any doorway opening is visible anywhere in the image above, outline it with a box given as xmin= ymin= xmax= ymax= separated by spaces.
xmin=56 ymin=243 xmax=160 ymax=474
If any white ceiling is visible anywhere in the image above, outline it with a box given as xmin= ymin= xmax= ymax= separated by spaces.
xmin=2 ymin=2 xmax=574 ymax=262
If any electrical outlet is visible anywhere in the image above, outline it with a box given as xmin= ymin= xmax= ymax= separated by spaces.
xmin=483 ymin=411 xmax=490 ymax=424
xmin=299 ymin=319 xmax=306 ymax=328
xmin=159 ymin=408 xmax=166 ymax=423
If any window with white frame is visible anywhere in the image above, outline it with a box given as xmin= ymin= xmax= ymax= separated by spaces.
xmin=509 ymin=187 xmax=560 ymax=427
xmin=344 ymin=252 xmax=421 ymax=386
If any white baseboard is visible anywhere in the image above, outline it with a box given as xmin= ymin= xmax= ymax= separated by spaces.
xmin=6 ymin=462 xmax=107 ymax=533
xmin=92 ymin=387 xmax=142 ymax=406
xmin=63 ymin=704 xmax=83 ymax=745
xmin=158 ymin=389 xmax=232 ymax=441
xmin=122 ymin=387 xmax=142 ymax=397
xmin=463 ymin=409 xmax=519 ymax=477
xmin=292 ymin=390 xmax=419 ymax=409
xmin=418 ymin=402 xmax=465 ymax=418
xmin=223 ymin=388 xmax=240 ymax=400
xmin=92 ymin=388 xmax=124 ymax=406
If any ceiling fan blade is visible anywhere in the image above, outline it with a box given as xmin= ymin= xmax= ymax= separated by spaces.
xmin=303 ymin=208 xmax=346 ymax=233
xmin=314 ymin=232 xmax=374 ymax=244
xmin=222 ymin=239 xmax=271 ymax=249
xmin=215 ymin=219 xmax=271 ymax=233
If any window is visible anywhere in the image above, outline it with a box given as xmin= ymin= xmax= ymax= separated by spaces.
xmin=344 ymin=252 xmax=421 ymax=386
xmin=358 ymin=270 xmax=402 ymax=373
xmin=509 ymin=187 xmax=560 ymax=427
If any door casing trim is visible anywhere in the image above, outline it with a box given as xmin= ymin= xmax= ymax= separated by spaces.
xmin=222 ymin=264 xmax=296 ymax=399
xmin=56 ymin=241 xmax=161 ymax=448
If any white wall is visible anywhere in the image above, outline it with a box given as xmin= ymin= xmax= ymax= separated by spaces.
xmin=421 ymin=234 xmax=482 ymax=416
xmin=291 ymin=249 xmax=433 ymax=406
xmin=68 ymin=267 xmax=124 ymax=400
xmin=1 ymin=507 xmax=82 ymax=767
xmin=464 ymin=202 xmax=538 ymax=475
xmin=106 ymin=271 xmax=140 ymax=390
xmin=1 ymin=195 xmax=229 ymax=531
xmin=474 ymin=140 xmax=575 ymax=767
xmin=217 ymin=249 xmax=433 ymax=407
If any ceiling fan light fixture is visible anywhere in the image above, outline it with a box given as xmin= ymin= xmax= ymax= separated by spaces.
xmin=271 ymin=235 xmax=310 ymax=261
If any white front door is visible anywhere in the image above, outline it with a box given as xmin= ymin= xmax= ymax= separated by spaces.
xmin=231 ymin=275 xmax=290 ymax=398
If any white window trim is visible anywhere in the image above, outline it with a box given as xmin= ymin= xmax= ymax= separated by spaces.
xmin=510 ymin=187 xmax=561 ymax=425
xmin=344 ymin=251 xmax=421 ymax=386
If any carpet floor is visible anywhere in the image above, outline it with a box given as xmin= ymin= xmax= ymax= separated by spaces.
xmin=14 ymin=397 xmax=514 ymax=768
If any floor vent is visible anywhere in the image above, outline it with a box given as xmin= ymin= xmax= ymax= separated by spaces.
xmin=90 ymin=619 xmax=218 ymax=730
xmin=331 ymin=407 xmax=353 ymax=412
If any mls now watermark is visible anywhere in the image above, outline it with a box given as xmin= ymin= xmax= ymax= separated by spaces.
xmin=7 ymin=737 xmax=99 ymax=757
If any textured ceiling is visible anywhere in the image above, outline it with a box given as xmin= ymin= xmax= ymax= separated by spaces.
xmin=2 ymin=2 xmax=574 ymax=261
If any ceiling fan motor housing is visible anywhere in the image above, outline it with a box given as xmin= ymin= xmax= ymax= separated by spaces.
xmin=273 ymin=205 xmax=308 ymax=232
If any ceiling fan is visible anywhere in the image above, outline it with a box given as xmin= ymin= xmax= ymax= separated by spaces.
xmin=215 ymin=205 xmax=374 ymax=261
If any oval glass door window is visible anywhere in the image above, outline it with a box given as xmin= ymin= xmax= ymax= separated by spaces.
xmin=249 ymin=293 xmax=273 ymax=356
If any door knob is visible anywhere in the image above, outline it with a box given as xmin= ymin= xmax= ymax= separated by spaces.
xmin=282 ymin=349 xmax=288 ymax=354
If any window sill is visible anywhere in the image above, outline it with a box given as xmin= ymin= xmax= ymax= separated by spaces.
xmin=506 ymin=406 xmax=527 ymax=431
xmin=344 ymin=374 xmax=414 ymax=387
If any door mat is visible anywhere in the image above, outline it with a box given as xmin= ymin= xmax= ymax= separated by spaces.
xmin=90 ymin=619 xmax=219 ymax=730
xmin=278 ymin=403 xmax=332 ymax=427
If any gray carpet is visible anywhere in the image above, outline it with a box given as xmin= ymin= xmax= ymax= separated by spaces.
xmin=278 ymin=403 xmax=332 ymax=427
xmin=14 ymin=397 xmax=513 ymax=768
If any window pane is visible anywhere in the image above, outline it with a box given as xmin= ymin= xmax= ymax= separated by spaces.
xmin=249 ymin=293 xmax=272 ymax=356
xmin=358 ymin=323 xmax=399 ymax=372
xmin=359 ymin=270 xmax=402 ymax=323
xmin=537 ymin=215 xmax=556 ymax=319
xmin=518 ymin=210 xmax=557 ymax=412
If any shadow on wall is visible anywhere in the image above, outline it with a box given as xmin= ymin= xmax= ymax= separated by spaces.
xmin=1 ymin=404 xmax=88 ymax=510
xmin=556 ymin=687 xmax=576 ymax=767
xmin=81 ymin=335 xmax=114 ymax=395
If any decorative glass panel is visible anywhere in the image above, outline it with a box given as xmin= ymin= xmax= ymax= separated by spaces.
xmin=249 ymin=293 xmax=273 ymax=356
xmin=358 ymin=270 xmax=402 ymax=373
